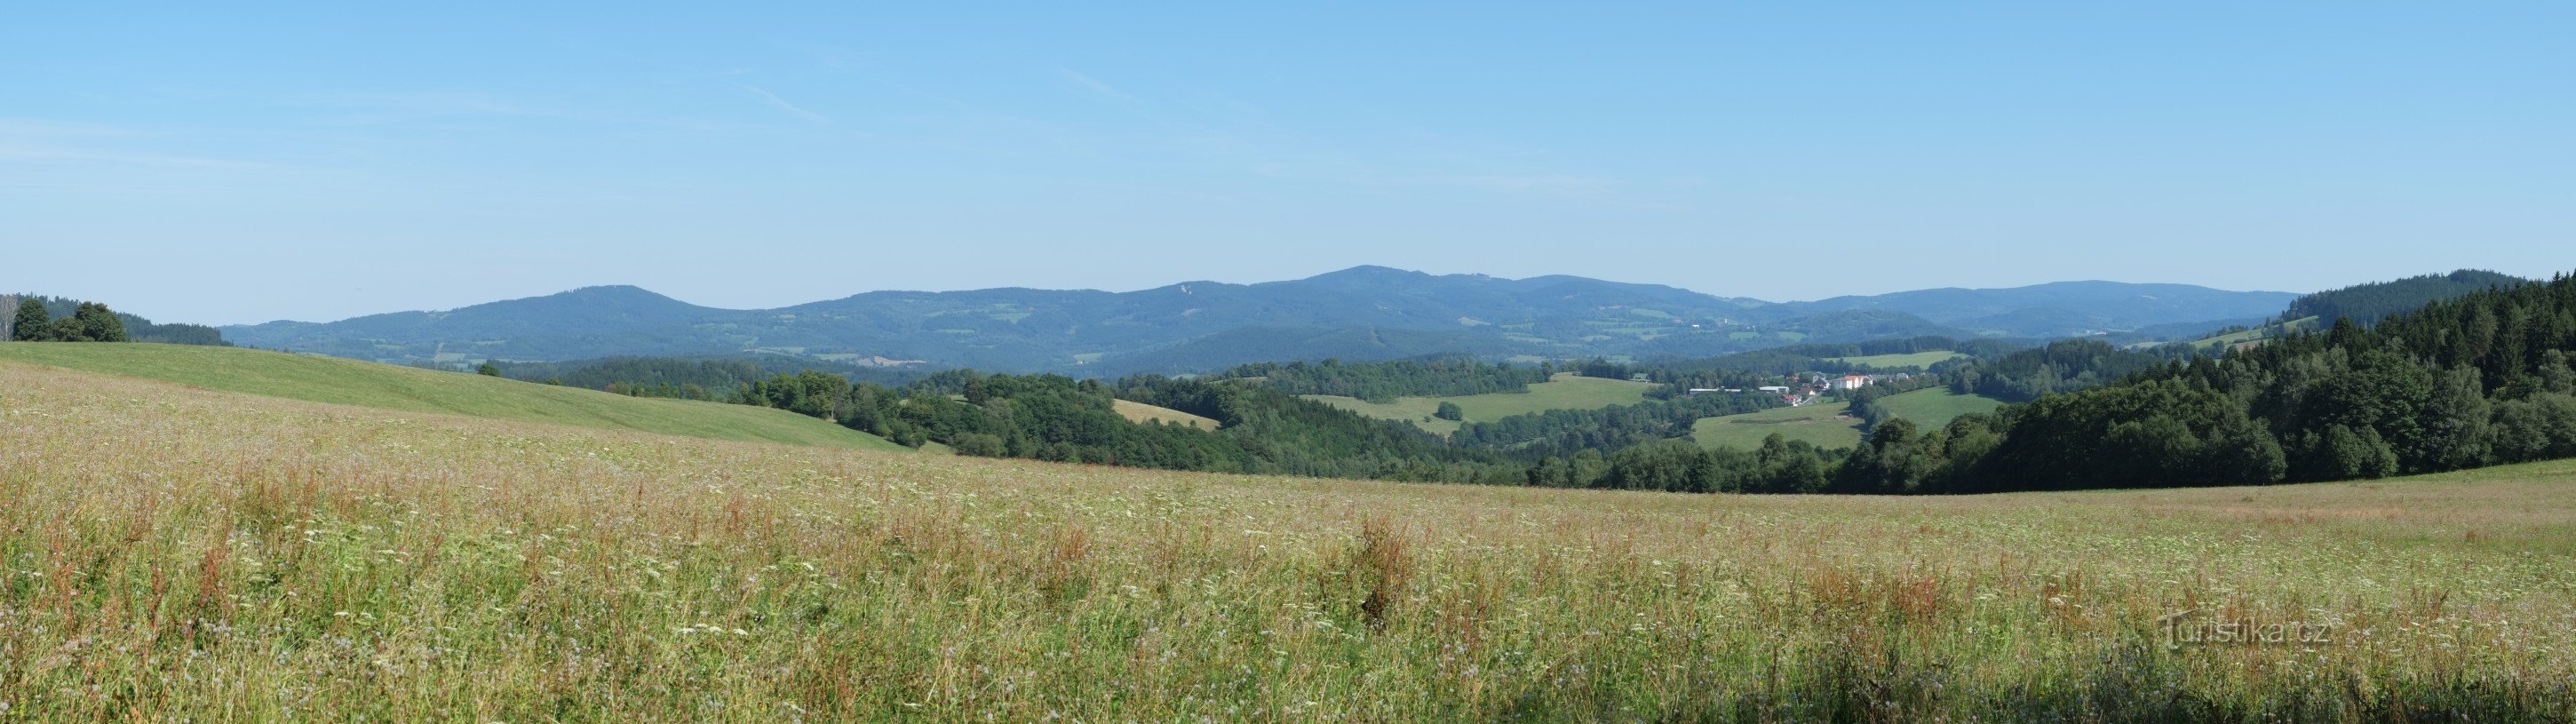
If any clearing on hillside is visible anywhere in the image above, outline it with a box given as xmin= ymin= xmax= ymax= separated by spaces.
xmin=1112 ymin=398 xmax=1220 ymax=428
xmin=0 ymin=342 xmax=909 ymax=450
xmin=1823 ymin=350 xmax=1966 ymax=369
xmin=1691 ymin=401 xmax=1864 ymax=450
xmin=1303 ymin=372 xmax=1654 ymax=435
xmin=1875 ymin=387 xmax=2007 ymax=427
xmin=4 ymin=361 xmax=2568 ymax=720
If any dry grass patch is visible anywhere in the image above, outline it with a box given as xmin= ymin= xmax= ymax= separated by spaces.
xmin=1 ymin=361 xmax=2572 ymax=721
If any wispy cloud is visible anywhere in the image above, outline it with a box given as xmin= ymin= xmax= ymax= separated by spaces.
xmin=738 ymin=84 xmax=831 ymax=124
xmin=1057 ymin=68 xmax=1139 ymax=102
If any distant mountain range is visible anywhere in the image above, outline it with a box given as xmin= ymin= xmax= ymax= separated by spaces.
xmin=221 ymin=267 xmax=2298 ymax=374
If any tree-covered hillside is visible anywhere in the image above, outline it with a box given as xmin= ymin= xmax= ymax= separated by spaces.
xmin=2283 ymin=270 xmax=2528 ymax=326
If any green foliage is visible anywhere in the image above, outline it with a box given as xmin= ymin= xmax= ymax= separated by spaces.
xmin=1945 ymin=339 xmax=2182 ymax=402
xmin=11 ymin=298 xmax=50 ymax=341
xmin=1433 ymin=401 xmax=1463 ymax=421
xmin=1225 ymin=356 xmax=1549 ymax=402
xmin=2285 ymin=269 xmax=2528 ymax=326
xmin=10 ymin=293 xmax=223 ymax=345
xmin=69 ymin=302 xmax=130 ymax=342
xmin=476 ymin=362 xmax=501 ymax=377
xmin=1454 ymin=387 xmax=1778 ymax=457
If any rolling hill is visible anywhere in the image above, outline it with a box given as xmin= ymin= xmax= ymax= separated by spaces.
xmin=0 ymin=342 xmax=910 ymax=451
xmin=221 ymin=267 xmax=2297 ymax=375
xmin=9 ymin=350 xmax=2562 ymax=720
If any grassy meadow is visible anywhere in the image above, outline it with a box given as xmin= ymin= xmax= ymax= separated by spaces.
xmin=1111 ymin=399 xmax=1220 ymax=429
xmin=1874 ymin=387 xmax=2007 ymax=428
xmin=1305 ymin=372 xmax=1654 ymax=435
xmin=4 ymin=356 xmax=2574 ymax=720
xmin=0 ymin=343 xmax=908 ymax=451
xmin=1691 ymin=401 xmax=1865 ymax=450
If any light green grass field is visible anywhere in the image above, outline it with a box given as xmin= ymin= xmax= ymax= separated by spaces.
xmin=1825 ymin=351 xmax=1967 ymax=369
xmin=2185 ymin=315 xmax=2322 ymax=349
xmin=1304 ymin=372 xmax=1655 ymax=435
xmin=1113 ymin=399 xmax=1220 ymax=429
xmin=1875 ymin=387 xmax=2007 ymax=427
xmin=5 ymin=361 xmax=2567 ymax=720
xmin=1691 ymin=401 xmax=1864 ymax=450
xmin=0 ymin=343 xmax=909 ymax=451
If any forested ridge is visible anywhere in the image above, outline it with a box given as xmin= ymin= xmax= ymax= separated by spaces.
xmin=472 ymin=271 xmax=2576 ymax=497
xmin=2282 ymin=270 xmax=2527 ymax=326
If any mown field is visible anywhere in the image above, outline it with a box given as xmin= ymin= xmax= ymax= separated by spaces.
xmin=1824 ymin=351 xmax=1966 ymax=369
xmin=1875 ymin=387 xmax=2007 ymax=428
xmin=0 ymin=343 xmax=908 ymax=451
xmin=1691 ymin=401 xmax=1865 ymax=450
xmin=3 ymin=357 xmax=2573 ymax=721
xmin=1112 ymin=399 xmax=1220 ymax=429
xmin=1304 ymin=372 xmax=1654 ymax=435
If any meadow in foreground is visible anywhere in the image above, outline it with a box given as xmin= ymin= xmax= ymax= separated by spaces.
xmin=2 ymin=360 xmax=2572 ymax=721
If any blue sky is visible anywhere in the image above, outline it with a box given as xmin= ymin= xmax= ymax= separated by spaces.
xmin=5 ymin=2 xmax=2571 ymax=325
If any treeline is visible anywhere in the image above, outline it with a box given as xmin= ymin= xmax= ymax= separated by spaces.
xmin=722 ymin=367 xmax=1527 ymax=483
xmin=6 ymin=295 xmax=227 ymax=346
xmin=1221 ymin=355 xmax=1551 ymax=402
xmin=1453 ymin=391 xmax=1780 ymax=457
xmin=1942 ymin=339 xmax=2188 ymax=402
xmin=2284 ymin=270 xmax=2526 ymax=326
xmin=1603 ymin=337 xmax=2022 ymax=378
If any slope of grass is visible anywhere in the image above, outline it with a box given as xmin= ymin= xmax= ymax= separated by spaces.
xmin=4 ymin=362 xmax=2570 ymax=720
xmin=1304 ymin=372 xmax=1654 ymax=435
xmin=1112 ymin=398 xmax=1220 ymax=429
xmin=2184 ymin=315 xmax=2323 ymax=349
xmin=1875 ymin=387 xmax=2007 ymax=427
xmin=1691 ymin=401 xmax=1864 ymax=450
xmin=0 ymin=342 xmax=908 ymax=450
xmin=1824 ymin=350 xmax=1966 ymax=369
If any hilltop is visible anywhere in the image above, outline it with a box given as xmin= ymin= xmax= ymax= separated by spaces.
xmin=220 ymin=267 xmax=2294 ymax=374
xmin=0 ymin=343 xmax=908 ymax=451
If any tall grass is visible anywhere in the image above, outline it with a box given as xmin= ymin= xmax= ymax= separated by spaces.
xmin=2 ymin=361 xmax=2572 ymax=721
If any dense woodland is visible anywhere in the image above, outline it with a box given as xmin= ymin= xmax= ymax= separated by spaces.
xmin=1220 ymin=355 xmax=1550 ymax=402
xmin=2282 ymin=270 xmax=2527 ymax=326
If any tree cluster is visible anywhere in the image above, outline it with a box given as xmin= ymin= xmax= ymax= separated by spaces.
xmin=11 ymin=299 xmax=128 ymax=343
